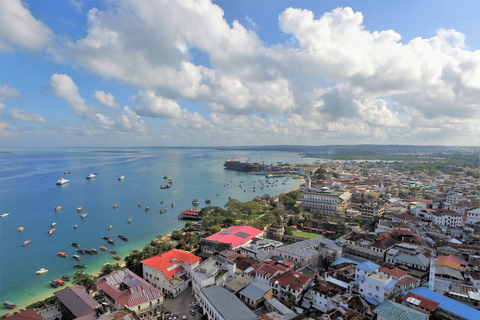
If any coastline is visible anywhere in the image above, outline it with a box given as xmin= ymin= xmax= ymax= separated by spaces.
xmin=0 ymin=225 xmax=184 ymax=317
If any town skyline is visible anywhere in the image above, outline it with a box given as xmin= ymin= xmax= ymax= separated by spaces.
xmin=0 ymin=0 xmax=479 ymax=148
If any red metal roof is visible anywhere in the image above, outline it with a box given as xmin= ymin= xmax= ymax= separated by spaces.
xmin=140 ymin=249 xmax=201 ymax=280
xmin=270 ymin=270 xmax=312 ymax=291
xmin=181 ymin=208 xmax=200 ymax=215
xmin=378 ymin=267 xmax=409 ymax=278
xmin=205 ymin=225 xmax=264 ymax=248
xmin=96 ymin=270 xmax=163 ymax=308
xmin=401 ymin=292 xmax=440 ymax=312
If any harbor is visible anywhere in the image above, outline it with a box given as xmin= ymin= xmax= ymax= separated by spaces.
xmin=0 ymin=147 xmax=313 ymax=316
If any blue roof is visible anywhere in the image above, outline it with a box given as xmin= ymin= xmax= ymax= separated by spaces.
xmin=355 ymin=261 xmax=380 ymax=273
xmin=385 ymin=280 xmax=396 ymax=290
xmin=332 ymin=257 xmax=359 ymax=266
xmin=405 ymin=287 xmax=480 ymax=320
xmin=365 ymin=297 xmax=380 ymax=306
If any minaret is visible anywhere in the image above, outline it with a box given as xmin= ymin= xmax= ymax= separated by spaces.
xmin=428 ymin=255 xmax=437 ymax=291
xmin=307 ymin=174 xmax=312 ymax=190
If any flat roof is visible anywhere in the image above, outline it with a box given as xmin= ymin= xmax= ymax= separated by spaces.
xmin=202 ymin=286 xmax=257 ymax=320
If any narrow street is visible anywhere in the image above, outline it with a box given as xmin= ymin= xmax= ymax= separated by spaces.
xmin=163 ymin=289 xmax=200 ymax=320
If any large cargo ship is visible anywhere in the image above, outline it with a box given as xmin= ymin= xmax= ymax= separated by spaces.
xmin=223 ymin=159 xmax=258 ymax=172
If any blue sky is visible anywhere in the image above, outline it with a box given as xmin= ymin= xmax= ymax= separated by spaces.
xmin=0 ymin=0 xmax=479 ymax=147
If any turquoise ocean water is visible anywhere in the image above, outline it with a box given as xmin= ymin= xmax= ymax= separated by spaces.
xmin=0 ymin=147 xmax=314 ymax=314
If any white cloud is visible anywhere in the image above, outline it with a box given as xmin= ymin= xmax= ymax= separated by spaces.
xmin=0 ymin=84 xmax=21 ymax=101
xmin=43 ymin=2 xmax=479 ymax=145
xmin=94 ymin=90 xmax=120 ymax=108
xmin=133 ymin=90 xmax=182 ymax=119
xmin=8 ymin=108 xmax=49 ymax=124
xmin=50 ymin=73 xmax=97 ymax=116
xmin=69 ymin=0 xmax=85 ymax=12
xmin=0 ymin=0 xmax=53 ymax=52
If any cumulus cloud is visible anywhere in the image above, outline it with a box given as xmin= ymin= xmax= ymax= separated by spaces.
xmin=0 ymin=0 xmax=53 ymax=52
xmin=50 ymin=73 xmax=97 ymax=116
xmin=94 ymin=90 xmax=120 ymax=108
xmin=133 ymin=90 xmax=182 ymax=119
xmin=41 ymin=2 xmax=479 ymax=145
xmin=8 ymin=108 xmax=49 ymax=124
xmin=69 ymin=0 xmax=85 ymax=12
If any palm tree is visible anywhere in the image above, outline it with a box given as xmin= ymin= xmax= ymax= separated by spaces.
xmin=98 ymin=263 xmax=124 ymax=277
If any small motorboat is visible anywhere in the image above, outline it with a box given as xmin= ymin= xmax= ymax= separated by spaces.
xmin=73 ymin=264 xmax=88 ymax=268
xmin=71 ymin=242 xmax=80 ymax=247
xmin=118 ymin=175 xmax=125 ymax=181
xmin=56 ymin=178 xmax=69 ymax=185
xmin=81 ymin=213 xmax=88 ymax=218
xmin=55 ymin=279 xmax=65 ymax=286
xmin=100 ymin=246 xmax=107 ymax=251
xmin=205 ymin=199 xmax=211 ymax=204
xmin=127 ymin=218 xmax=132 ymax=223
xmin=117 ymin=234 xmax=129 ymax=241
xmin=86 ymin=173 xmax=96 ymax=179
xmin=1 ymin=213 xmax=9 ymax=218
xmin=132 ymin=249 xmax=139 ymax=253
xmin=110 ymin=249 xmax=118 ymax=254
xmin=108 ymin=225 xmax=112 ymax=230
xmin=51 ymin=222 xmax=57 ymax=227
xmin=145 ymin=207 xmax=150 ymax=212
xmin=72 ymin=254 xmax=81 ymax=260
xmin=160 ymin=200 xmax=164 ymax=204
xmin=50 ymin=281 xmax=60 ymax=288
xmin=77 ymin=207 xmax=83 ymax=212
xmin=171 ymin=203 xmax=175 ymax=207
xmin=112 ymin=255 xmax=121 ymax=260
xmin=48 ymin=229 xmax=56 ymax=236
xmin=22 ymin=240 xmax=31 ymax=246
xmin=18 ymin=227 xmax=24 ymax=232
xmin=102 ymin=236 xmax=111 ymax=240
xmin=76 ymin=249 xmax=86 ymax=254
xmin=113 ymin=204 xmax=118 ymax=209
xmin=74 ymin=224 xmax=77 ymax=229
xmin=36 ymin=268 xmax=48 ymax=274
xmin=57 ymin=252 xmax=68 ymax=258
xmin=61 ymin=275 xmax=71 ymax=281
xmin=54 ymin=206 xmax=61 ymax=211
xmin=108 ymin=239 xmax=115 ymax=244
xmin=138 ymin=203 xmax=141 ymax=207
xmin=64 ymin=170 xmax=71 ymax=174
xmin=163 ymin=174 xmax=168 ymax=179
xmin=192 ymin=199 xmax=200 ymax=206
xmin=2 ymin=301 xmax=16 ymax=309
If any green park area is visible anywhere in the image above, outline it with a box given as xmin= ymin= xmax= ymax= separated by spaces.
xmin=292 ymin=230 xmax=323 ymax=239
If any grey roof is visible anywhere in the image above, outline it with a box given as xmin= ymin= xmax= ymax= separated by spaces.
xmin=202 ymin=286 xmax=257 ymax=320
xmin=54 ymin=285 xmax=98 ymax=318
xmin=276 ymin=236 xmax=341 ymax=258
xmin=239 ymin=281 xmax=271 ymax=301
xmin=225 ymin=276 xmax=253 ymax=293
xmin=394 ymin=253 xmax=429 ymax=267
xmin=435 ymin=266 xmax=464 ymax=281
xmin=265 ymin=298 xmax=295 ymax=316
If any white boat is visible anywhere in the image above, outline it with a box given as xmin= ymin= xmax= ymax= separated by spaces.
xmin=118 ymin=175 xmax=125 ymax=181
xmin=167 ymin=177 xmax=173 ymax=183
xmin=36 ymin=268 xmax=48 ymax=274
xmin=86 ymin=173 xmax=96 ymax=179
xmin=1 ymin=213 xmax=9 ymax=218
xmin=56 ymin=178 xmax=69 ymax=185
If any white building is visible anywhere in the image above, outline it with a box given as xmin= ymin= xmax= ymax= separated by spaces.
xmin=140 ymin=249 xmax=201 ymax=297
xmin=192 ymin=254 xmax=237 ymax=301
xmin=466 ymin=207 xmax=480 ymax=226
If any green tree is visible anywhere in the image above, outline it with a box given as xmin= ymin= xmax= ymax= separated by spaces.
xmin=285 ymin=190 xmax=302 ymax=200
xmin=72 ymin=271 xmax=95 ymax=290
xmin=284 ymin=226 xmax=293 ymax=236
xmin=313 ymin=208 xmax=324 ymax=219
xmin=98 ymin=263 xmax=124 ymax=277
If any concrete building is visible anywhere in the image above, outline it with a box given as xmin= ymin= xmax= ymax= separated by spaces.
xmin=140 ymin=249 xmax=201 ymax=297
xmin=192 ymin=254 xmax=237 ymax=301
xmin=197 ymin=285 xmax=257 ymax=320
xmin=200 ymin=225 xmax=264 ymax=254
xmin=238 ymin=281 xmax=273 ymax=309
xmin=95 ymin=270 xmax=164 ymax=319
xmin=299 ymin=180 xmax=351 ymax=216
xmin=466 ymin=207 xmax=480 ymax=226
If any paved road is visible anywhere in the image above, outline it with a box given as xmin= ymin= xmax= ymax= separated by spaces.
xmin=163 ymin=289 xmax=200 ymax=320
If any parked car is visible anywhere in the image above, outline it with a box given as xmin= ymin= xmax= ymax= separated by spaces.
xmin=189 ymin=309 xmax=196 ymax=316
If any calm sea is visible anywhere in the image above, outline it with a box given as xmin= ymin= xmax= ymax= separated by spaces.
xmin=0 ymin=147 xmax=315 ymax=314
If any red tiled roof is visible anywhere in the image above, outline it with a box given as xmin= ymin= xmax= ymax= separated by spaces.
xmin=141 ymin=249 xmax=200 ymax=280
xmin=3 ymin=309 xmax=43 ymax=320
xmin=379 ymin=267 xmax=409 ymax=278
xmin=205 ymin=225 xmax=264 ymax=248
xmin=270 ymin=270 xmax=312 ymax=291
xmin=393 ymin=229 xmax=415 ymax=236
xmin=433 ymin=209 xmax=461 ymax=216
xmin=437 ymin=255 xmax=468 ymax=266
xmin=96 ymin=270 xmax=163 ymax=308
xmin=393 ymin=213 xmax=420 ymax=222
xmin=401 ymin=292 xmax=439 ymax=312
xmin=396 ymin=276 xmax=418 ymax=287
